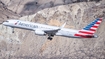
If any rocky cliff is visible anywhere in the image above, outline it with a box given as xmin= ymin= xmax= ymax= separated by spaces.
xmin=0 ymin=0 xmax=105 ymax=59
xmin=1 ymin=0 xmax=102 ymax=15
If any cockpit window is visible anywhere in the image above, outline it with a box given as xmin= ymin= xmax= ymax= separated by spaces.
xmin=5 ymin=21 xmax=9 ymax=22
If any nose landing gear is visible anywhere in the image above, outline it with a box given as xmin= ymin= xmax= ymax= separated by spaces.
xmin=12 ymin=28 xmax=14 ymax=33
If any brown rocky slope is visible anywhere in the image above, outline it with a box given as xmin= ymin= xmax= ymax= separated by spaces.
xmin=1 ymin=0 xmax=102 ymax=15
xmin=0 ymin=0 xmax=105 ymax=59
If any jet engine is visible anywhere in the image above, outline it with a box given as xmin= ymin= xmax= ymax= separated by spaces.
xmin=35 ymin=30 xmax=46 ymax=36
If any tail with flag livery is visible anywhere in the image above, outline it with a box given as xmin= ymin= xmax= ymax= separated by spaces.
xmin=75 ymin=18 xmax=102 ymax=38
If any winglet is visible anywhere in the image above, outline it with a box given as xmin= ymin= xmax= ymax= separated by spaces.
xmin=59 ymin=22 xmax=66 ymax=29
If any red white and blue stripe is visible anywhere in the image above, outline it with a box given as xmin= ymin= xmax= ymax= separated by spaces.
xmin=75 ymin=18 xmax=102 ymax=38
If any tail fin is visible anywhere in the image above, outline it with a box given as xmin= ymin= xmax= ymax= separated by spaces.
xmin=79 ymin=18 xmax=102 ymax=35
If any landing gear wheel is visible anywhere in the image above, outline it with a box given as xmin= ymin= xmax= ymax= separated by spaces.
xmin=12 ymin=28 xmax=14 ymax=33
xmin=47 ymin=37 xmax=53 ymax=40
xmin=51 ymin=35 xmax=54 ymax=37
xmin=12 ymin=31 xmax=14 ymax=33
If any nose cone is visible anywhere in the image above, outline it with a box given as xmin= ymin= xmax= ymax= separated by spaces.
xmin=2 ymin=22 xmax=5 ymax=25
xmin=2 ymin=22 xmax=7 ymax=26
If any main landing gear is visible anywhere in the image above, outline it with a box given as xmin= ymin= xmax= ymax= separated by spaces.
xmin=47 ymin=36 xmax=53 ymax=40
xmin=47 ymin=34 xmax=54 ymax=40
xmin=12 ymin=28 xmax=14 ymax=33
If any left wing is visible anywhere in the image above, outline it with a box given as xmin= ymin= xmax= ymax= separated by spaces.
xmin=44 ymin=29 xmax=60 ymax=35
xmin=34 ymin=23 xmax=66 ymax=40
xmin=44 ymin=22 xmax=66 ymax=35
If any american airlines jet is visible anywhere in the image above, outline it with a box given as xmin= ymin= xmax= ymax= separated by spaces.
xmin=2 ymin=18 xmax=102 ymax=40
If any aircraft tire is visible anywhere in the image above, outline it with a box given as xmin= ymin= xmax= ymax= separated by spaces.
xmin=47 ymin=37 xmax=52 ymax=40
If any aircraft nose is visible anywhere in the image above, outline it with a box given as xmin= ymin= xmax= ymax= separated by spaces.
xmin=2 ymin=22 xmax=7 ymax=25
xmin=0 ymin=21 xmax=4 ymax=24
xmin=2 ymin=22 xmax=5 ymax=25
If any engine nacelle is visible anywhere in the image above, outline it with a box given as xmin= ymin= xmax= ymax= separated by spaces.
xmin=35 ymin=30 xmax=46 ymax=36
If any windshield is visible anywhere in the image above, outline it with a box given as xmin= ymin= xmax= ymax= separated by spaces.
xmin=5 ymin=20 xmax=9 ymax=22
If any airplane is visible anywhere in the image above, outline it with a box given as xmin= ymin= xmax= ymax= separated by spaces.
xmin=2 ymin=18 xmax=102 ymax=40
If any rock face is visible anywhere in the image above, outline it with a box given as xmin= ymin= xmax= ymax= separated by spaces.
xmin=0 ymin=1 xmax=19 ymax=22
xmin=0 ymin=0 xmax=105 ymax=59
xmin=1 ymin=0 xmax=102 ymax=15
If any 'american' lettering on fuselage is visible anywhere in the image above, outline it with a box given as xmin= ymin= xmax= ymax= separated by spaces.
xmin=18 ymin=22 xmax=38 ymax=28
